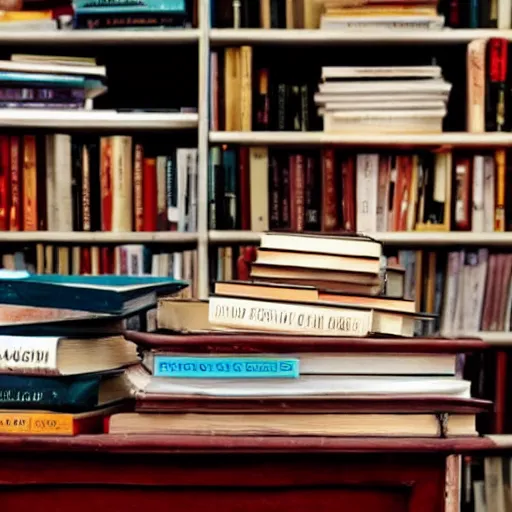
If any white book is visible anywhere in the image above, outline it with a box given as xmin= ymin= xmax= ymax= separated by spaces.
xmin=319 ymin=79 xmax=452 ymax=95
xmin=127 ymin=366 xmax=472 ymax=399
xmin=356 ymin=154 xmax=379 ymax=233
xmin=472 ymin=155 xmax=485 ymax=232
xmin=321 ymin=65 xmax=442 ymax=80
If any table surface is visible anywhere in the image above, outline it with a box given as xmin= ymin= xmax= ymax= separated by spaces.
xmin=0 ymin=434 xmax=499 ymax=454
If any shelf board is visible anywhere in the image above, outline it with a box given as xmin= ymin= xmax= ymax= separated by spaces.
xmin=465 ymin=332 xmax=512 ymax=345
xmin=0 ymin=232 xmax=198 ymax=244
xmin=0 ymin=110 xmax=198 ymax=130
xmin=209 ymin=131 xmax=512 ymax=147
xmin=210 ymin=28 xmax=512 ymax=45
xmin=209 ymin=231 xmax=512 ymax=246
xmin=0 ymin=29 xmax=200 ymax=46
xmin=0 ymin=434 xmax=495 ymax=454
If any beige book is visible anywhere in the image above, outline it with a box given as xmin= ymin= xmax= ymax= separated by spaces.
xmin=109 ymin=412 xmax=476 ymax=437
xmin=467 ymin=39 xmax=486 ymax=133
xmin=209 ymin=295 xmax=418 ymax=337
xmin=249 ymin=147 xmax=269 ymax=231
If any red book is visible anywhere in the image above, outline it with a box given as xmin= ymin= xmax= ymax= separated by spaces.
xmin=100 ymin=137 xmax=112 ymax=231
xmin=0 ymin=136 xmax=10 ymax=231
xmin=143 ymin=158 xmax=157 ymax=231
xmin=8 ymin=136 xmax=20 ymax=231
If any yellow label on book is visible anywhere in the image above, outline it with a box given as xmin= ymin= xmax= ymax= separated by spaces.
xmin=0 ymin=412 xmax=73 ymax=434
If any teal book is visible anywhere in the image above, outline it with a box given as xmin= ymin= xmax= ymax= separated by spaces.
xmin=0 ymin=371 xmax=129 ymax=412
xmin=0 ymin=271 xmax=187 ymax=315
xmin=74 ymin=0 xmax=186 ymax=14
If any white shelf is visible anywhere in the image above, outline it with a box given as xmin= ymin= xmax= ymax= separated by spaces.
xmin=210 ymin=28 xmax=512 ymax=45
xmin=210 ymin=131 xmax=512 ymax=147
xmin=0 ymin=110 xmax=198 ymax=130
xmin=0 ymin=29 xmax=200 ymax=46
xmin=461 ymin=332 xmax=512 ymax=346
xmin=0 ymin=232 xmax=198 ymax=244
xmin=209 ymin=230 xmax=512 ymax=246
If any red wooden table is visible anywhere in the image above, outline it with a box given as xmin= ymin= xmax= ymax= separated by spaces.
xmin=0 ymin=435 xmax=497 ymax=512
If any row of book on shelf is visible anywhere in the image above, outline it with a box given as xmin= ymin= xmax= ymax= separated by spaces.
xmin=0 ymin=0 xmax=193 ymax=30
xmin=13 ymin=0 xmax=512 ymax=31
xmin=209 ymin=145 xmax=509 ymax=234
xmin=213 ymin=39 xmax=511 ymax=134
xmin=213 ymin=0 xmax=512 ymax=30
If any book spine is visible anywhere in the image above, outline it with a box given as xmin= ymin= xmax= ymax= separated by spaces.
xmin=22 ymin=135 xmax=37 ymax=231
xmin=321 ymin=149 xmax=337 ymax=231
xmin=0 ymin=135 xmax=9 ymax=231
xmin=9 ymin=136 xmax=20 ymax=231
xmin=73 ymin=11 xmax=188 ymax=29
xmin=209 ymin=295 xmax=371 ymax=336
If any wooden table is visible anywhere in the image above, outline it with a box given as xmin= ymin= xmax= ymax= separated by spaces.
xmin=0 ymin=435 xmax=497 ymax=512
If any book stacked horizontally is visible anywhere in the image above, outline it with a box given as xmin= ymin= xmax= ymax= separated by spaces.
xmin=0 ymin=54 xmax=106 ymax=110
xmin=107 ymin=233 xmax=491 ymax=438
xmin=0 ymin=271 xmax=184 ymax=436
xmin=315 ymin=65 xmax=452 ymax=134
xmin=72 ymin=0 xmax=192 ymax=30
xmin=318 ymin=0 xmax=445 ymax=30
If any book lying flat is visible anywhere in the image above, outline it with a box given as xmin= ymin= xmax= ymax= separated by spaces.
xmin=142 ymin=351 xmax=458 ymax=377
xmin=126 ymin=365 xmax=472 ymax=398
xmin=0 ymin=334 xmax=139 ymax=376
xmin=0 ymin=403 xmax=125 ymax=435
xmin=0 ymin=271 xmax=186 ymax=315
xmin=0 ymin=371 xmax=131 ymax=412
xmin=135 ymin=395 xmax=492 ymax=415
xmin=107 ymin=411 xmax=477 ymax=437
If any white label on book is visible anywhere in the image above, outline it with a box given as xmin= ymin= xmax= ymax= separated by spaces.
xmin=209 ymin=297 xmax=370 ymax=336
xmin=0 ymin=336 xmax=59 ymax=372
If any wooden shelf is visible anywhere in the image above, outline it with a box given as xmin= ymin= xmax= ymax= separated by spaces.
xmin=210 ymin=28 xmax=512 ymax=46
xmin=0 ymin=110 xmax=198 ymax=130
xmin=0 ymin=232 xmax=198 ymax=244
xmin=0 ymin=29 xmax=200 ymax=46
xmin=0 ymin=434 xmax=496 ymax=454
xmin=209 ymin=231 xmax=512 ymax=246
xmin=209 ymin=131 xmax=512 ymax=147
xmin=465 ymin=332 xmax=512 ymax=345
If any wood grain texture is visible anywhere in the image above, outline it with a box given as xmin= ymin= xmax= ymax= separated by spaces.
xmin=0 ymin=434 xmax=497 ymax=454
xmin=126 ymin=331 xmax=489 ymax=353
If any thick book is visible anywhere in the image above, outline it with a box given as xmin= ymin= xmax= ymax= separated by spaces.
xmin=107 ymin=411 xmax=477 ymax=437
xmin=0 ymin=334 xmax=139 ymax=376
xmin=0 ymin=271 xmax=186 ymax=315
xmin=208 ymin=294 xmax=434 ymax=337
xmin=125 ymin=365 xmax=473 ymax=400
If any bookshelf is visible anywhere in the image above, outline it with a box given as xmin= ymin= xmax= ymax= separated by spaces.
xmin=208 ymin=231 xmax=512 ymax=247
xmin=209 ymin=28 xmax=512 ymax=45
xmin=208 ymin=132 xmax=512 ymax=147
xmin=0 ymin=111 xmax=199 ymax=129
xmin=1 ymin=6 xmax=512 ymax=304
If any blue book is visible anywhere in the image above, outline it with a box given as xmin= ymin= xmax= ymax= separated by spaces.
xmin=0 ymin=271 xmax=187 ymax=315
xmin=153 ymin=356 xmax=300 ymax=379
xmin=0 ymin=371 xmax=128 ymax=412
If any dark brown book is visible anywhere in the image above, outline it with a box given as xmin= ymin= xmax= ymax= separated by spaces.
xmin=125 ymin=331 xmax=488 ymax=353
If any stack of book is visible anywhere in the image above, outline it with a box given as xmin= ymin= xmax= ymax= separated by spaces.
xmin=72 ymin=0 xmax=192 ymax=29
xmin=0 ymin=271 xmax=184 ymax=436
xmin=318 ymin=0 xmax=445 ymax=30
xmin=107 ymin=233 xmax=490 ymax=438
xmin=0 ymin=54 xmax=106 ymax=110
xmin=315 ymin=65 xmax=452 ymax=134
